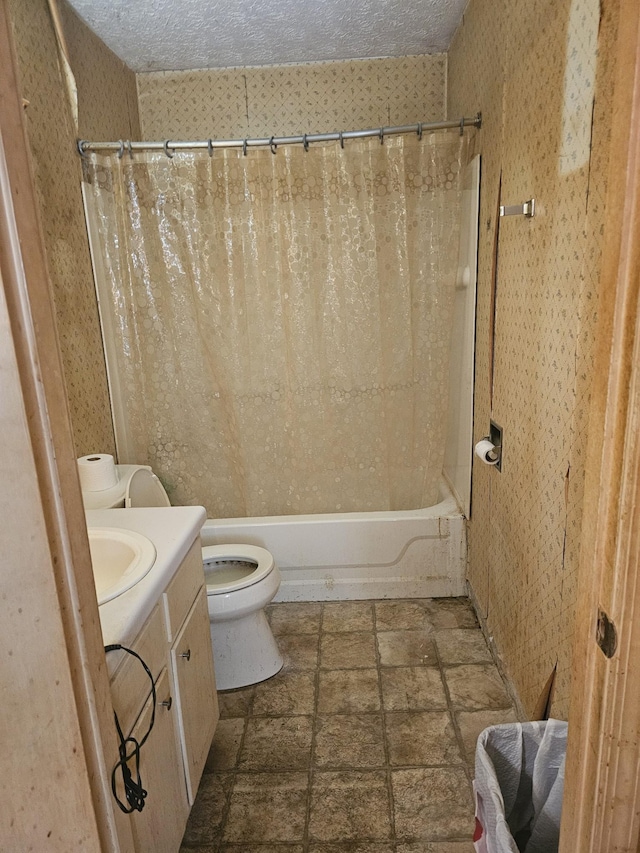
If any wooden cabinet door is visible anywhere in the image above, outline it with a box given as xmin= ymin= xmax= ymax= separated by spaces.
xmin=129 ymin=668 xmax=189 ymax=853
xmin=170 ymin=587 xmax=219 ymax=803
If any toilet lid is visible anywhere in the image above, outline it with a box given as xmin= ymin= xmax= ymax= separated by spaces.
xmin=202 ymin=544 xmax=274 ymax=594
xmin=125 ymin=468 xmax=171 ymax=508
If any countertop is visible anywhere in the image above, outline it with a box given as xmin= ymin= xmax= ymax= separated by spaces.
xmin=86 ymin=505 xmax=206 ymax=674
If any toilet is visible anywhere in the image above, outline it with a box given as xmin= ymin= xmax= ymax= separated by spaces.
xmin=82 ymin=463 xmax=283 ymax=690
xmin=202 ymin=544 xmax=283 ymax=690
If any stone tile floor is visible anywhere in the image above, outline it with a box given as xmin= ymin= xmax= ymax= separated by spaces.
xmin=180 ymin=598 xmax=518 ymax=853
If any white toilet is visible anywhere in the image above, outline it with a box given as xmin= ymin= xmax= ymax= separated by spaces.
xmin=202 ymin=544 xmax=283 ymax=690
xmin=82 ymin=464 xmax=283 ymax=690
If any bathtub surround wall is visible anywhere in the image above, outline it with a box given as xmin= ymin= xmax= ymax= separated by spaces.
xmin=443 ymin=155 xmax=480 ymax=517
xmin=448 ymin=0 xmax=619 ymax=718
xmin=136 ymin=54 xmax=447 ymax=141
xmin=7 ymin=0 xmax=140 ymax=456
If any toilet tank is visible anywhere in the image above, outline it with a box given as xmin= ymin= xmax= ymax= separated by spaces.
xmin=82 ymin=464 xmax=171 ymax=509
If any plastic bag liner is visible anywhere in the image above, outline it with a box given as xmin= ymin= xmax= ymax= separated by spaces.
xmin=473 ymin=720 xmax=567 ymax=853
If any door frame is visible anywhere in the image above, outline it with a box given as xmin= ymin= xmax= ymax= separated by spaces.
xmin=0 ymin=2 xmax=133 ymax=848
xmin=560 ymin=0 xmax=640 ymax=848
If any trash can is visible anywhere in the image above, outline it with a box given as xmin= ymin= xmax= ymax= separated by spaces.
xmin=473 ymin=719 xmax=568 ymax=853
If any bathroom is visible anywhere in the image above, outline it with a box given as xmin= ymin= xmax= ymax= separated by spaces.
xmin=1 ymin=0 xmax=638 ymax=849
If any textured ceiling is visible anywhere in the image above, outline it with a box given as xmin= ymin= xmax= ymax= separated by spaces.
xmin=65 ymin=0 xmax=467 ymax=72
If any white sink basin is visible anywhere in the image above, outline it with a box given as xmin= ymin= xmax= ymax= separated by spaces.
xmin=87 ymin=527 xmax=157 ymax=605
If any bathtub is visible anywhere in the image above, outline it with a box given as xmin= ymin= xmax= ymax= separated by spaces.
xmin=200 ymin=479 xmax=467 ymax=601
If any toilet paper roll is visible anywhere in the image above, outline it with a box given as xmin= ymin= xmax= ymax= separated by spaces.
xmin=77 ymin=453 xmax=118 ymax=492
xmin=474 ymin=439 xmax=500 ymax=466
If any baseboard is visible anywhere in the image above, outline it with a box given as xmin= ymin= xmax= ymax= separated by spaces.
xmin=466 ymin=579 xmax=528 ymax=722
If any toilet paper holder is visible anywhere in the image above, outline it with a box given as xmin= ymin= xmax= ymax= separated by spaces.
xmin=486 ymin=420 xmax=503 ymax=472
xmin=475 ymin=421 xmax=504 ymax=471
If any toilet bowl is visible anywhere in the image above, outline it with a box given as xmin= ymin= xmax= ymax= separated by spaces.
xmin=203 ymin=545 xmax=283 ymax=690
xmin=81 ymin=462 xmax=283 ymax=690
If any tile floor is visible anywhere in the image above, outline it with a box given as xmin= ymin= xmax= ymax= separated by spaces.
xmin=180 ymin=598 xmax=518 ymax=853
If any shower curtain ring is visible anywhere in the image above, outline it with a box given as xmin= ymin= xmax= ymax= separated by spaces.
xmin=339 ymin=131 xmax=344 ymax=149
xmin=379 ymin=127 xmax=385 ymax=145
xmin=243 ymin=138 xmax=248 ymax=156
xmin=126 ymin=139 xmax=133 ymax=158
xmin=208 ymin=138 xmax=214 ymax=157
xmin=77 ymin=139 xmax=89 ymax=159
xmin=164 ymin=140 xmax=174 ymax=158
xmin=303 ymin=134 xmax=309 ymax=152
xmin=460 ymin=117 xmax=465 ymax=136
xmin=416 ymin=122 xmax=423 ymax=140
xmin=270 ymin=137 xmax=277 ymax=154
xmin=117 ymin=139 xmax=125 ymax=159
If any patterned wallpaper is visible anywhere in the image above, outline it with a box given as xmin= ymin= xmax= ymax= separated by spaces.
xmin=60 ymin=1 xmax=140 ymax=142
xmin=136 ymin=54 xmax=447 ymax=140
xmin=7 ymin=0 xmax=140 ymax=457
xmin=448 ymin=0 xmax=619 ymax=719
xmin=8 ymin=0 xmax=617 ymax=720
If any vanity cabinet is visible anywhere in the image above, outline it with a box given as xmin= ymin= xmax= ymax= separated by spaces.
xmin=108 ymin=537 xmax=218 ymax=852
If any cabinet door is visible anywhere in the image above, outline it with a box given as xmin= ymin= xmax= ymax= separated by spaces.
xmin=170 ymin=586 xmax=219 ymax=803
xmin=129 ymin=668 xmax=189 ymax=853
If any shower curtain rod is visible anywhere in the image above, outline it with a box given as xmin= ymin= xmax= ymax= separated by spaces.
xmin=77 ymin=113 xmax=482 ymax=157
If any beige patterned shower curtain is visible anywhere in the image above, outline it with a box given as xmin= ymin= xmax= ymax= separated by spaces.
xmin=83 ymin=133 xmax=468 ymax=517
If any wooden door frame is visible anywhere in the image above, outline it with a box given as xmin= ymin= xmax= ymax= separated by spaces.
xmin=0 ymin=2 xmax=134 ymax=848
xmin=560 ymin=0 xmax=640 ymax=848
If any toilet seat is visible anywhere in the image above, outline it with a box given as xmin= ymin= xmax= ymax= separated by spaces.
xmin=202 ymin=544 xmax=274 ymax=595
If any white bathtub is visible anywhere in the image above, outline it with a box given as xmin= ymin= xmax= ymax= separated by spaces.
xmin=200 ymin=479 xmax=467 ymax=601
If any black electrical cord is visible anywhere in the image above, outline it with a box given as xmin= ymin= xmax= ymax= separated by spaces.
xmin=104 ymin=643 xmax=157 ymax=814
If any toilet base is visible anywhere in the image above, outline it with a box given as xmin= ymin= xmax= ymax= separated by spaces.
xmin=210 ymin=609 xmax=283 ymax=691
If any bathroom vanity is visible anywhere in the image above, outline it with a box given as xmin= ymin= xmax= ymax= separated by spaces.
xmin=87 ymin=506 xmax=218 ymax=853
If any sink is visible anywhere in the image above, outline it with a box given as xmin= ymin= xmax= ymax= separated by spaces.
xmin=87 ymin=527 xmax=157 ymax=605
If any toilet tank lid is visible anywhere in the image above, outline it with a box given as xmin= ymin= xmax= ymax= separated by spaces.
xmin=82 ymin=464 xmax=171 ymax=509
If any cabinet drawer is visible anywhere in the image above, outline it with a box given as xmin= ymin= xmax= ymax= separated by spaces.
xmin=163 ymin=538 xmax=204 ymax=642
xmin=109 ymin=604 xmax=166 ymax=736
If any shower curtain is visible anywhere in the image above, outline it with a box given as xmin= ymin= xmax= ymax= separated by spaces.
xmin=83 ymin=132 xmax=468 ymax=517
